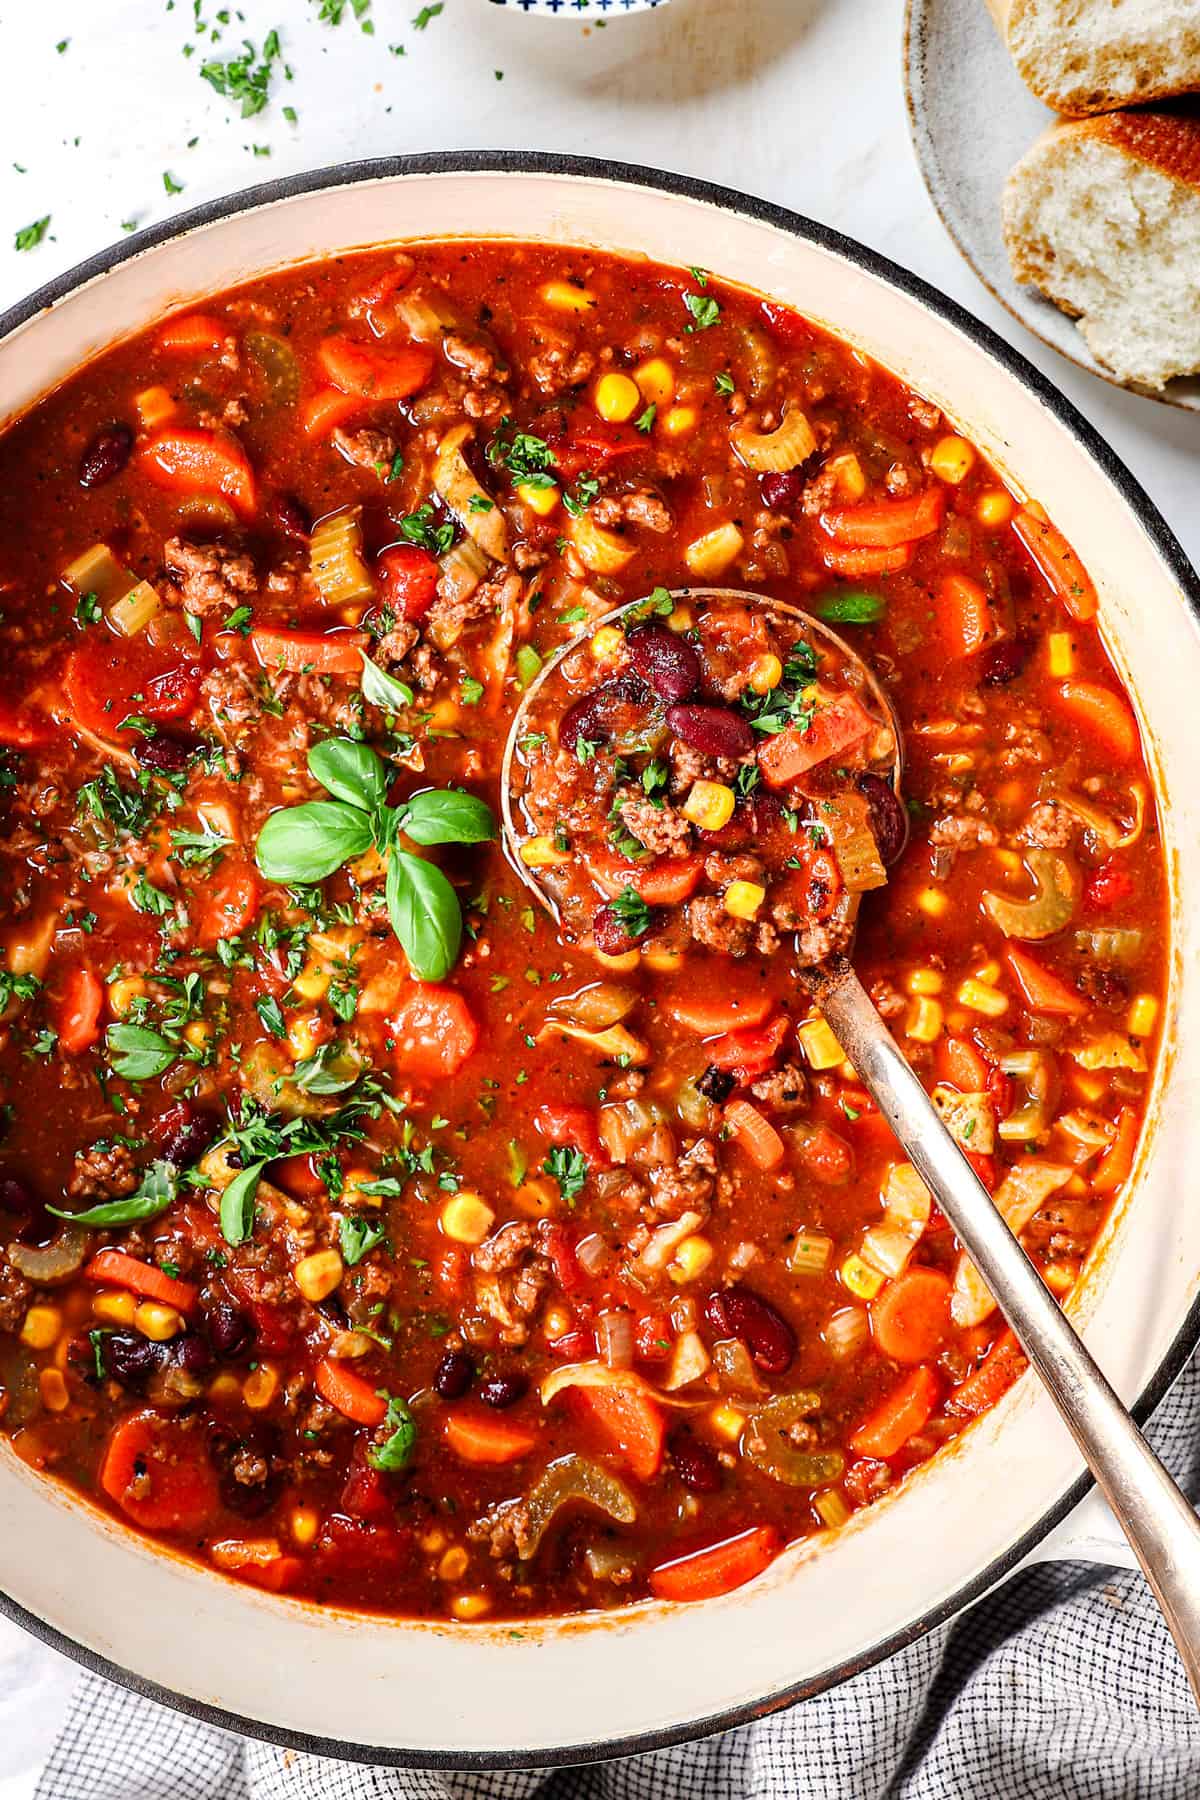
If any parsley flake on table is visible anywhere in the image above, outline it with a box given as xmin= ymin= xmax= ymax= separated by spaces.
xmin=200 ymin=31 xmax=283 ymax=118
xmin=14 ymin=216 xmax=50 ymax=252
xmin=413 ymin=2 xmax=443 ymax=26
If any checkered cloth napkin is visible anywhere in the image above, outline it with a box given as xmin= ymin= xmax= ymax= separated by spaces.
xmin=35 ymin=1355 xmax=1200 ymax=1800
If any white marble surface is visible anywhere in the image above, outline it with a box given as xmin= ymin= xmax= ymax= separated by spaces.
xmin=0 ymin=0 xmax=1197 ymax=1790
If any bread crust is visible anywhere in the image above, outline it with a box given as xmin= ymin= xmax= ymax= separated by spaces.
xmin=996 ymin=0 xmax=1200 ymax=116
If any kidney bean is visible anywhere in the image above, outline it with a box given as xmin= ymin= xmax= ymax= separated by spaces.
xmin=560 ymin=675 xmax=651 ymax=754
xmin=479 ymin=1372 xmax=528 ymax=1410
xmin=626 ymin=623 xmax=700 ymax=703
xmin=759 ymin=470 xmax=804 ymax=512
xmin=205 ymin=1302 xmax=252 ymax=1358
xmin=433 ymin=1347 xmax=475 ymax=1400
xmin=135 ymin=732 xmax=198 ymax=775
xmin=696 ymin=1065 xmax=735 ymax=1104
xmin=592 ymin=903 xmax=643 ymax=957
xmin=175 ymin=1332 xmax=214 ymax=1376
xmin=106 ymin=1332 xmax=165 ymax=1388
xmin=78 ymin=423 xmax=133 ymax=489
xmin=156 ymin=1102 xmax=216 ymax=1169
xmin=980 ymin=636 xmax=1032 ymax=687
xmin=705 ymin=1284 xmax=796 ymax=1376
xmin=672 ymin=1433 xmax=723 ymax=1494
xmin=857 ymin=772 xmax=909 ymax=868
xmin=0 ymin=1177 xmax=34 ymax=1220
xmin=666 ymin=703 xmax=754 ymax=761
xmin=266 ymin=490 xmax=311 ymax=542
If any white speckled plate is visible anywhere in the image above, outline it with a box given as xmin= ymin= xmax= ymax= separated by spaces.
xmin=904 ymin=0 xmax=1200 ymax=410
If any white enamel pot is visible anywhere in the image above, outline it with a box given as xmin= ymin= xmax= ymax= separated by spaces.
xmin=1 ymin=155 xmax=1198 ymax=1768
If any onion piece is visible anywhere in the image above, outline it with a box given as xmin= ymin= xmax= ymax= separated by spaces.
xmin=712 ymin=1336 xmax=767 ymax=1396
xmin=931 ymin=1085 xmax=996 ymax=1155
xmin=1074 ymin=927 xmax=1143 ymax=964
xmin=951 ymin=1160 xmax=1073 ymax=1326
xmin=1072 ymin=1032 xmax=1148 ymax=1074
xmin=9 ymin=1225 xmax=87 ymax=1283
xmin=433 ymin=424 xmax=508 ymax=561
xmin=662 ymin=1328 xmax=711 ymax=1392
xmin=998 ymin=1049 xmax=1060 ymax=1141
xmin=597 ymin=1309 xmax=634 ymax=1370
xmin=548 ymin=982 xmax=638 ymax=1032
xmin=823 ymin=1306 xmax=868 ymax=1359
xmin=1054 ymin=781 xmax=1147 ymax=851
xmin=575 ymin=1233 xmax=612 ymax=1277
xmin=539 ymin=1360 xmax=699 ymax=1410
xmin=636 ymin=1209 xmax=706 ymax=1274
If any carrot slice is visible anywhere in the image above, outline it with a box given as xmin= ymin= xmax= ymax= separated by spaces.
xmin=756 ymin=691 xmax=875 ymax=788
xmin=389 ymin=985 xmax=478 ymax=1080
xmin=192 ymin=857 xmax=259 ymax=948
xmin=724 ymin=1098 xmax=785 ymax=1170
xmin=587 ymin=849 xmax=705 ymax=906
xmin=1012 ymin=506 xmax=1097 ymax=622
xmin=870 ymin=1268 xmax=952 ymax=1365
xmin=56 ymin=967 xmax=104 ymax=1054
xmin=300 ymin=387 xmax=361 ymax=439
xmin=317 ymin=336 xmax=435 ymax=401
xmin=443 ymin=1410 xmax=537 ymax=1465
xmin=139 ymin=427 xmax=256 ymax=518
xmin=1005 ymin=946 xmax=1084 ymax=1016
xmin=849 ymin=1365 xmax=939 ymax=1457
xmin=315 ymin=1358 xmax=388 ymax=1426
xmin=1053 ymin=679 xmax=1138 ymax=762
xmin=820 ymin=486 xmax=944 ymax=548
xmin=666 ymin=990 xmax=774 ymax=1034
xmin=250 ymin=626 xmax=368 ymax=676
xmin=819 ymin=543 xmax=911 ymax=578
xmin=945 ymin=1329 xmax=1027 ymax=1419
xmin=100 ymin=1410 xmax=219 ymax=1531
xmin=570 ymin=1384 xmax=665 ymax=1481
xmin=939 ymin=571 xmax=1009 ymax=659
xmin=156 ymin=312 xmax=228 ymax=355
xmin=1093 ymin=1106 xmax=1138 ymax=1194
xmin=936 ymin=1034 xmax=988 ymax=1092
xmin=649 ymin=1525 xmax=781 ymax=1603
xmin=85 ymin=1249 xmax=198 ymax=1313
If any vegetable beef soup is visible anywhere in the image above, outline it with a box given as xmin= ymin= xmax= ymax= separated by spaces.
xmin=0 ymin=243 xmax=1164 ymax=1620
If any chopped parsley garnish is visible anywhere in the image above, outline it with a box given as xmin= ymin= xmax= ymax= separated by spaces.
xmin=634 ymin=403 xmax=657 ymax=434
xmin=255 ymin=995 xmax=287 ymax=1039
xmin=684 ymin=291 xmax=721 ymax=332
xmin=543 ymin=1144 xmax=589 ymax=1204
xmin=609 ymin=884 xmax=652 ymax=938
xmin=486 ymin=426 xmax=556 ymax=490
xmin=714 ymin=371 xmax=735 ymax=396
xmin=399 ymin=501 xmax=455 ymax=556
xmin=368 ymin=1395 xmax=417 ymax=1471
xmin=340 ymin=1214 xmax=386 ymax=1265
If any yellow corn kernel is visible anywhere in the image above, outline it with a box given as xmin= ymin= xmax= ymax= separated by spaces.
xmin=134 ymin=1301 xmax=184 ymax=1342
xmin=589 ymin=624 xmax=625 ymax=663
xmin=438 ymin=1545 xmax=470 ymax=1582
xmin=544 ymin=1305 xmax=572 ymax=1341
xmin=288 ymin=1012 xmax=322 ymax=1062
xmin=517 ymin=480 xmax=560 ymax=517
xmin=290 ymin=1505 xmax=319 ymax=1548
xmin=107 ymin=975 xmax=146 ymax=1018
xmin=293 ymin=1249 xmax=344 ymax=1303
xmin=514 ymin=1178 xmax=558 ymax=1219
xmin=1043 ymin=1261 xmax=1077 ymax=1294
xmin=440 ymin=1193 xmax=495 ymax=1246
xmin=39 ymin=1368 xmax=69 ymax=1413
xmin=420 ymin=1528 xmax=447 ymax=1554
xmin=662 ymin=404 xmax=698 ymax=438
xmin=666 ymin=605 xmax=693 ymax=634
xmin=20 ymin=1305 xmax=62 ymax=1351
xmin=797 ymin=1015 xmax=845 ymax=1071
xmin=917 ymin=886 xmax=949 ymax=918
xmin=244 ymin=1363 xmax=279 ymax=1411
xmin=1128 ymin=993 xmax=1159 ymax=1038
xmin=907 ymin=968 xmax=944 ymax=996
xmin=724 ymin=880 xmax=765 ymax=920
xmin=931 ymin=435 xmax=976 ymax=485
xmin=992 ymin=848 xmax=1023 ymax=874
xmin=350 ymin=845 xmax=387 ymax=885
xmin=92 ymin=1289 xmax=137 ymax=1328
xmin=976 ymin=488 xmax=1014 ymax=528
xmin=669 ymin=1236 xmax=714 ymax=1284
xmin=747 ymin=652 xmax=783 ymax=694
xmin=593 ymin=946 xmax=641 ymax=974
xmin=341 ymin=1167 xmax=381 ymax=1209
xmin=540 ymin=280 xmax=596 ymax=313
xmin=634 ymin=357 xmax=675 ymax=406
xmin=1073 ymin=1071 xmax=1108 ymax=1103
xmin=828 ymin=452 xmax=867 ymax=501
xmin=208 ymin=1372 xmax=243 ymax=1405
xmin=293 ymin=960 xmax=332 ymax=1003
xmin=957 ymin=978 xmax=1009 ymax=1018
xmin=682 ymin=779 xmax=735 ymax=832
xmin=134 ymin=384 xmax=175 ymax=429
xmin=593 ymin=372 xmax=640 ymax=424
xmin=841 ymin=1253 xmax=885 ymax=1301
xmin=905 ymin=997 xmax=944 ymax=1044
xmin=519 ymin=833 xmax=571 ymax=870
xmin=183 ymin=1019 xmax=212 ymax=1051
xmin=451 ymin=1593 xmax=492 ymax=1621
xmin=341 ymin=605 xmax=366 ymax=627
xmin=709 ymin=1403 xmax=747 ymax=1443
xmin=974 ymin=959 xmax=1002 ymax=985
xmin=1046 ymin=631 xmax=1076 ymax=678
xmin=640 ymin=944 xmax=684 ymax=973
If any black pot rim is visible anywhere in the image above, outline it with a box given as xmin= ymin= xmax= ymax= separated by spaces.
xmin=2 ymin=148 xmax=1198 ymax=1773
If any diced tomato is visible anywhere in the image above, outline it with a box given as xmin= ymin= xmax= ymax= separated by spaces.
xmin=547 ymin=1328 xmax=595 ymax=1361
xmin=341 ymin=1443 xmax=395 ymax=1524
xmin=1084 ymin=857 xmax=1134 ymax=912
xmin=434 ymin=1244 xmax=469 ymax=1299
xmin=192 ymin=857 xmax=258 ymax=948
xmin=634 ymin=1312 xmax=673 ymax=1363
xmin=703 ymin=1014 xmax=790 ymax=1079
xmin=569 ymin=1383 xmax=665 ymax=1481
xmin=757 ymin=692 xmax=874 ymax=787
xmin=1006 ymin=945 xmax=1084 ymax=1016
xmin=216 ymin=1548 xmax=304 ymax=1593
xmin=250 ymin=626 xmax=368 ymax=676
xmin=271 ymin=1153 xmax=327 ymax=1200
xmin=0 ymin=696 xmax=55 ymax=747
xmin=649 ymin=1525 xmax=781 ymax=1603
xmin=100 ymin=1410 xmax=219 ymax=1532
xmin=820 ymin=486 xmax=944 ymax=549
xmin=965 ymin=1152 xmax=998 ymax=1193
xmin=945 ymin=1329 xmax=1027 ymax=1418
xmin=139 ymin=427 xmax=256 ymax=518
xmin=443 ymin=1410 xmax=537 ymax=1465
xmin=985 ymin=1064 xmax=1013 ymax=1117
xmin=354 ymin=256 xmax=415 ymax=313
xmin=316 ymin=1514 xmax=410 ymax=1570
xmin=849 ymin=1365 xmax=940 ymax=1458
xmin=666 ymin=989 xmax=773 ymax=1033
xmin=317 ymin=336 xmax=434 ymax=401
xmin=587 ymin=848 xmax=705 ymax=907
xmin=759 ymin=299 xmax=812 ymax=348
xmin=870 ymin=1267 xmax=952 ymax=1364
xmin=85 ymin=1250 xmax=198 ymax=1313
xmin=62 ymin=634 xmax=202 ymax=740
xmin=798 ymin=1123 xmax=854 ymax=1185
xmin=533 ymin=1102 xmax=605 ymax=1166
xmin=551 ymin=416 xmax=644 ymax=482
xmin=389 ymin=985 xmax=478 ymax=1080
xmin=375 ymin=544 xmax=439 ymax=621
xmin=542 ymin=1222 xmax=586 ymax=1295
xmin=55 ymin=966 xmax=104 ymax=1054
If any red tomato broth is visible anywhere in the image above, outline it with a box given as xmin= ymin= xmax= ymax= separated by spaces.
xmin=0 ymin=241 xmax=1165 ymax=1623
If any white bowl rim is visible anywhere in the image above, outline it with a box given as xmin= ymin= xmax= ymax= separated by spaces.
xmin=1 ymin=149 xmax=1199 ymax=1770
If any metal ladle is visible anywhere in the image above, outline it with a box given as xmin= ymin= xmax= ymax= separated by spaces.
xmin=501 ymin=585 xmax=1200 ymax=1703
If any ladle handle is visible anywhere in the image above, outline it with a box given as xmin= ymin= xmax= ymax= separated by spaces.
xmin=812 ymin=956 xmax=1200 ymax=1707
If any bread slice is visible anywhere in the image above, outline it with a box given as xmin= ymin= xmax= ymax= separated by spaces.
xmin=1003 ymin=110 xmax=1200 ymax=390
xmin=987 ymin=0 xmax=1200 ymax=117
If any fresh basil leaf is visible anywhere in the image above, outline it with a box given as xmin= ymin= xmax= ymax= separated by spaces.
xmin=255 ymin=801 xmax=372 ymax=883
xmin=340 ymin=1213 xmax=386 ymax=1265
xmin=220 ymin=1158 xmax=267 ymax=1246
xmin=360 ymin=654 xmax=415 ymax=713
xmin=399 ymin=788 xmax=496 ymax=847
xmin=106 ymin=1022 xmax=178 ymax=1081
xmin=814 ymin=590 xmax=886 ymax=625
xmin=292 ymin=1044 xmax=361 ymax=1094
xmin=386 ymin=848 xmax=462 ymax=981
xmin=47 ymin=1159 xmax=178 ymax=1229
xmin=308 ymin=737 xmax=387 ymax=812
xmin=368 ymin=1394 xmax=417 ymax=1472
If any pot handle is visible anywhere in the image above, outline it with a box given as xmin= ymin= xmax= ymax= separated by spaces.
xmin=1020 ymin=1484 xmax=1139 ymax=1573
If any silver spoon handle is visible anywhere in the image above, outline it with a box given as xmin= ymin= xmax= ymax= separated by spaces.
xmin=812 ymin=956 xmax=1200 ymax=1705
